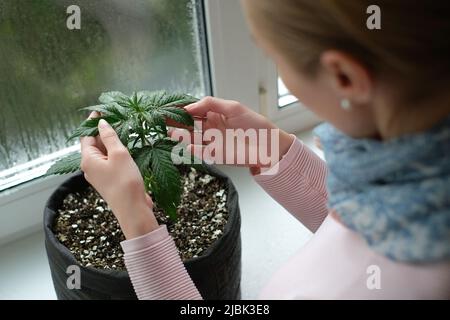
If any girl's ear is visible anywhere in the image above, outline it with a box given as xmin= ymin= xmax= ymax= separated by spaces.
xmin=320 ymin=50 xmax=373 ymax=105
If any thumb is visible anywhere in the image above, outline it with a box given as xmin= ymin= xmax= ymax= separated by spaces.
xmin=185 ymin=97 xmax=242 ymax=118
xmin=98 ymin=119 xmax=124 ymax=153
xmin=145 ymin=193 xmax=153 ymax=209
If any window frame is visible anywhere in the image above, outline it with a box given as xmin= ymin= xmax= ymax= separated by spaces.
xmin=0 ymin=0 xmax=320 ymax=244
xmin=261 ymin=64 xmax=321 ymax=133
xmin=206 ymin=0 xmax=320 ymax=132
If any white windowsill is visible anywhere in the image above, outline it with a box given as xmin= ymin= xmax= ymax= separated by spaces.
xmin=0 ymin=129 xmax=323 ymax=300
xmin=0 ymin=145 xmax=79 ymax=192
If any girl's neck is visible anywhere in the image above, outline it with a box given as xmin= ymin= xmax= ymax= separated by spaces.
xmin=375 ymin=92 xmax=450 ymax=140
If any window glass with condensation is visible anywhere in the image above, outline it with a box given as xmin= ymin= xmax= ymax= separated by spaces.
xmin=0 ymin=0 xmax=208 ymax=190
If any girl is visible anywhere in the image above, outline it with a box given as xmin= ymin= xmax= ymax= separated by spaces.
xmin=80 ymin=0 xmax=450 ymax=299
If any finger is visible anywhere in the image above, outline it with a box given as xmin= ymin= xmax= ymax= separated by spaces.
xmin=95 ymin=135 xmax=107 ymax=154
xmin=87 ymin=112 xmax=107 ymax=153
xmin=88 ymin=111 xmax=100 ymax=119
xmin=145 ymin=194 xmax=153 ymax=208
xmin=97 ymin=119 xmax=125 ymax=154
xmin=80 ymin=136 xmax=106 ymax=171
xmin=193 ymin=117 xmax=208 ymax=131
xmin=80 ymin=135 xmax=96 ymax=152
xmin=184 ymin=97 xmax=242 ymax=118
xmin=80 ymin=136 xmax=105 ymax=158
xmin=80 ymin=123 xmax=107 ymax=157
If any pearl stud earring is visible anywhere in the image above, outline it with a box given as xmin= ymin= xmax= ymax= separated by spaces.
xmin=340 ymin=98 xmax=352 ymax=111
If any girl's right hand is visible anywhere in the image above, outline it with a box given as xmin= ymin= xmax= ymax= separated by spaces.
xmin=171 ymin=97 xmax=294 ymax=173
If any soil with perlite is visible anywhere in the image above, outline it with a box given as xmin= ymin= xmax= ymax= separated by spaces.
xmin=53 ymin=168 xmax=229 ymax=269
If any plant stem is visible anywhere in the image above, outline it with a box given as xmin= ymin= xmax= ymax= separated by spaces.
xmin=140 ymin=132 xmax=146 ymax=147
xmin=139 ymin=117 xmax=147 ymax=146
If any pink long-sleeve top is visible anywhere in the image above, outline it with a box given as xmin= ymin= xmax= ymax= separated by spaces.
xmin=120 ymin=138 xmax=450 ymax=299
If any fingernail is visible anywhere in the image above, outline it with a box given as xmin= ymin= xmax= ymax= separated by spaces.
xmin=98 ymin=119 xmax=110 ymax=129
xmin=184 ymin=103 xmax=196 ymax=110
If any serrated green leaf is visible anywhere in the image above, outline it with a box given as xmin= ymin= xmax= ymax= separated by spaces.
xmin=136 ymin=90 xmax=154 ymax=102
xmin=133 ymin=139 xmax=178 ymax=176
xmin=67 ymin=113 xmax=125 ymax=142
xmin=159 ymin=106 xmax=194 ymax=126
xmin=113 ymin=119 xmax=132 ymax=146
xmin=142 ymin=91 xmax=198 ymax=110
xmin=67 ymin=118 xmax=100 ymax=141
xmin=139 ymin=90 xmax=166 ymax=106
xmin=143 ymin=111 xmax=167 ymax=134
xmin=132 ymin=140 xmax=181 ymax=221
xmin=80 ymin=104 xmax=109 ymax=114
xmin=158 ymin=92 xmax=198 ymax=108
xmin=133 ymin=146 xmax=153 ymax=177
xmin=149 ymin=148 xmax=181 ymax=222
xmin=98 ymin=91 xmax=128 ymax=104
xmin=46 ymin=152 xmax=81 ymax=176
xmin=105 ymin=103 xmax=129 ymax=119
xmin=81 ymin=103 xmax=129 ymax=119
xmin=150 ymin=140 xmax=181 ymax=189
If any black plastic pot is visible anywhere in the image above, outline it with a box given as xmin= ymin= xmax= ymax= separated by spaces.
xmin=44 ymin=166 xmax=241 ymax=300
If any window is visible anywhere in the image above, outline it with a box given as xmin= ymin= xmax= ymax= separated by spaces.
xmin=0 ymin=0 xmax=209 ymax=191
xmin=278 ymin=78 xmax=298 ymax=108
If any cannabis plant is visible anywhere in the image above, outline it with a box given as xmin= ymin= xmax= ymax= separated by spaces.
xmin=47 ymin=91 xmax=200 ymax=221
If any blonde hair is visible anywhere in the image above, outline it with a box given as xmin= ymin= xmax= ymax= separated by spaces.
xmin=244 ymin=0 xmax=450 ymax=103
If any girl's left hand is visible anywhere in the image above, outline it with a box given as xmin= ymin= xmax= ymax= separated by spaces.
xmin=80 ymin=113 xmax=159 ymax=239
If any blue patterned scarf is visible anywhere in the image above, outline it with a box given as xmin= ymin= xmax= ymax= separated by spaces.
xmin=313 ymin=116 xmax=450 ymax=263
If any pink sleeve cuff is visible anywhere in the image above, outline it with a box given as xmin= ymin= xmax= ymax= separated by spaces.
xmin=252 ymin=135 xmax=329 ymax=232
xmin=253 ymin=134 xmax=304 ymax=182
xmin=120 ymin=225 xmax=202 ymax=300
xmin=253 ymin=135 xmax=326 ymax=196
xmin=120 ymin=225 xmax=169 ymax=253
